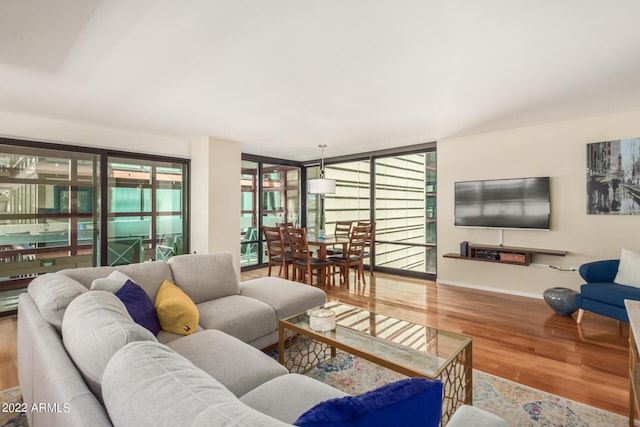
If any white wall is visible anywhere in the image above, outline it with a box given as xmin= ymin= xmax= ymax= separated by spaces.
xmin=437 ymin=110 xmax=640 ymax=297
xmin=0 ymin=110 xmax=189 ymax=158
xmin=190 ymin=137 xmax=241 ymax=272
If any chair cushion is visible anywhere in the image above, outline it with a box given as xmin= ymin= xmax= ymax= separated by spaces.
xmin=329 ymin=256 xmax=362 ymax=263
xmin=155 ymin=280 xmax=199 ymax=336
xmin=293 ymin=378 xmax=443 ymax=427
xmin=579 ymin=282 xmax=640 ymax=307
xmin=294 ymin=258 xmax=333 ymax=267
xmin=115 ymin=280 xmax=161 ymax=336
xmin=168 ymin=253 xmax=240 ymax=303
xmin=62 ymin=291 xmax=157 ymax=401
xmin=614 ymin=248 xmax=640 ymax=287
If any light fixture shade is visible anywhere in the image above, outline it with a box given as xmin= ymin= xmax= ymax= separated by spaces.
xmin=309 ymin=178 xmax=336 ymax=194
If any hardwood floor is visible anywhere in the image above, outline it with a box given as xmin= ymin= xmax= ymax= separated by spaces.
xmin=0 ymin=315 xmax=17 ymax=390
xmin=0 ymin=268 xmax=629 ymax=417
xmin=245 ymin=268 xmax=630 ymax=416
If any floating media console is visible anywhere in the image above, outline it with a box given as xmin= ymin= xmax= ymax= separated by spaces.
xmin=443 ymin=243 xmax=567 ymax=266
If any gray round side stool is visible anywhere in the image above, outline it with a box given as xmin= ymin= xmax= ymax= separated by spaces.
xmin=543 ymin=287 xmax=578 ymax=316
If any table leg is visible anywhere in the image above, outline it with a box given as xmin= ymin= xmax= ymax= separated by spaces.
xmin=278 ymin=324 xmax=285 ymax=366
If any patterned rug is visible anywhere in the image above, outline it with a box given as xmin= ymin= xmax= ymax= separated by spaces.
xmin=300 ymin=351 xmax=627 ymax=427
xmin=0 ymin=386 xmax=27 ymax=427
xmin=0 ymin=352 xmax=628 ymax=427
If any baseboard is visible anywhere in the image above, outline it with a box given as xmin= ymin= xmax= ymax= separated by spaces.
xmin=436 ymin=279 xmax=543 ymax=300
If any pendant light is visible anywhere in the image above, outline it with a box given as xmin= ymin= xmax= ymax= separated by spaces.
xmin=308 ymin=144 xmax=336 ymax=195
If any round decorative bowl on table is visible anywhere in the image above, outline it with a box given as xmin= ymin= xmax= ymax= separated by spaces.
xmin=543 ymin=287 xmax=578 ymax=316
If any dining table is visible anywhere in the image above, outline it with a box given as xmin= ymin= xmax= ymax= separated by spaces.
xmin=305 ymin=234 xmax=351 ymax=260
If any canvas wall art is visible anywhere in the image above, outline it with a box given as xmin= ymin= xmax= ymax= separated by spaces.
xmin=586 ymin=138 xmax=640 ymax=214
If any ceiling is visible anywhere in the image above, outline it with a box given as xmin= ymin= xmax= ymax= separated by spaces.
xmin=1 ymin=1 xmax=640 ymax=161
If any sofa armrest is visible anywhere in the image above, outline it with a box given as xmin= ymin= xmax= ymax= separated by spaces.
xmin=579 ymin=259 xmax=619 ymax=283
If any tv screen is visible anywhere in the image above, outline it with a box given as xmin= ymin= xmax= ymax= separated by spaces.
xmin=455 ymin=177 xmax=551 ymax=229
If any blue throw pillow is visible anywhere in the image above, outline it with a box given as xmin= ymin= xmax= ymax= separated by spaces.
xmin=115 ymin=279 xmax=160 ymax=336
xmin=294 ymin=377 xmax=443 ymax=427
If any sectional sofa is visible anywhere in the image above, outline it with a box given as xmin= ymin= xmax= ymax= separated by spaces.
xmin=17 ymin=252 xmax=507 ymax=427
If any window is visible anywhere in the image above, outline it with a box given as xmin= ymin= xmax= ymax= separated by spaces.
xmin=240 ymin=157 xmax=300 ymax=268
xmin=241 ymin=160 xmax=259 ymax=267
xmin=304 ymin=145 xmax=436 ymax=278
xmin=375 ymin=152 xmax=436 ymax=274
xmin=307 ymin=160 xmax=371 ymax=234
xmin=0 ymin=140 xmax=189 ymax=315
xmin=107 ymin=157 xmax=187 ymax=265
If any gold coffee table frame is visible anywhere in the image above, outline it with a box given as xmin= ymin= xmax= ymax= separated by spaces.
xmin=278 ymin=302 xmax=472 ymax=426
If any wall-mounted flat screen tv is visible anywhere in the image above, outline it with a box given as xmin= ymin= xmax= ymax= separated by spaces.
xmin=454 ymin=177 xmax=551 ymax=230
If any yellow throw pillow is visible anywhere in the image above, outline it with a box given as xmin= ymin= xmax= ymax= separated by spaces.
xmin=154 ymin=280 xmax=199 ymax=335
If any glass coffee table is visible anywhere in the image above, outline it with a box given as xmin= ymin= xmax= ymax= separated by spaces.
xmin=278 ymin=301 xmax=472 ymax=425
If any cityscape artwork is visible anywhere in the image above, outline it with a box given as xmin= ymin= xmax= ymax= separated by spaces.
xmin=586 ymin=138 xmax=640 ymax=215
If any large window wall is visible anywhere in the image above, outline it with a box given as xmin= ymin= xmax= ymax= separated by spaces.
xmin=307 ymin=160 xmax=371 ymax=235
xmin=0 ymin=140 xmax=189 ymax=315
xmin=374 ymin=152 xmax=437 ymax=274
xmin=305 ymin=144 xmax=436 ymax=278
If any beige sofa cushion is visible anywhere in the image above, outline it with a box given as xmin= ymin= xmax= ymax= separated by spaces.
xmin=62 ymin=291 xmax=157 ymax=401
xmin=197 ymin=295 xmax=277 ymax=343
xmin=167 ymin=329 xmax=288 ymax=397
xmin=241 ymin=277 xmax=327 ymax=319
xmin=168 ymin=252 xmax=240 ymax=303
xmin=240 ymin=374 xmax=348 ymax=424
xmin=60 ymin=261 xmax=173 ymax=301
xmin=102 ymin=341 xmax=290 ymax=427
xmin=27 ymin=273 xmax=87 ymax=332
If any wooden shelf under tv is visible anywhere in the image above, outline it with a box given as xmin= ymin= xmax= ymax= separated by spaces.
xmin=443 ymin=244 xmax=567 ymax=266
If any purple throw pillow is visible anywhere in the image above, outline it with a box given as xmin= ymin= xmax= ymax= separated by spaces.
xmin=115 ymin=279 xmax=160 ymax=336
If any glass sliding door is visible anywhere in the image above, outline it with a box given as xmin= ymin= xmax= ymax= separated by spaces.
xmin=0 ymin=140 xmax=189 ymax=315
xmin=374 ymin=151 xmax=436 ymax=275
xmin=107 ymin=157 xmax=187 ymax=265
xmin=241 ymin=160 xmax=259 ymax=267
xmin=305 ymin=146 xmax=436 ymax=278
xmin=240 ymin=157 xmax=300 ymax=269
xmin=263 ymin=164 xmax=300 ymax=227
xmin=0 ymin=144 xmax=100 ymax=314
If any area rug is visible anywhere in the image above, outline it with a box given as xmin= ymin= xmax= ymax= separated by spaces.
xmin=300 ymin=351 xmax=627 ymax=427
xmin=0 ymin=386 xmax=27 ymax=427
xmin=0 ymin=353 xmax=628 ymax=427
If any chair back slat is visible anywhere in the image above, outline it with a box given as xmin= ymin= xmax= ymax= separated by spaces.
xmin=334 ymin=221 xmax=352 ymax=237
xmin=347 ymin=225 xmax=369 ymax=258
xmin=286 ymin=227 xmax=311 ymax=262
xmin=262 ymin=226 xmax=286 ymax=258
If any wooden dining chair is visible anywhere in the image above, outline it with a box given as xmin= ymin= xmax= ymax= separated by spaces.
xmin=286 ymin=227 xmax=332 ymax=286
xmin=328 ymin=225 xmax=369 ymax=288
xmin=276 ymin=222 xmax=294 ymax=253
xmin=326 ymin=221 xmax=352 ymax=256
xmin=262 ymin=226 xmax=293 ymax=279
xmin=357 ymin=221 xmax=376 ymax=275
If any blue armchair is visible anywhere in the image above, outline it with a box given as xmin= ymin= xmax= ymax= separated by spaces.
xmin=576 ymin=259 xmax=640 ymax=323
